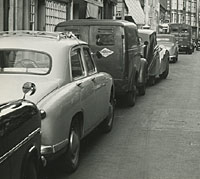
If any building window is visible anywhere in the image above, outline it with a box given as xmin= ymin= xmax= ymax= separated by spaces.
xmin=30 ymin=0 xmax=35 ymax=30
xmin=45 ymin=0 xmax=67 ymax=32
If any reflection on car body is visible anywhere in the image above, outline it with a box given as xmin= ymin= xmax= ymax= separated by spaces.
xmin=157 ymin=34 xmax=178 ymax=63
xmin=138 ymin=29 xmax=169 ymax=85
xmin=0 ymin=31 xmax=115 ymax=173
xmin=0 ymin=83 xmax=41 ymax=179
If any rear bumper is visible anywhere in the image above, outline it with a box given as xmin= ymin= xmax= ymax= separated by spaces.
xmin=169 ymin=55 xmax=177 ymax=61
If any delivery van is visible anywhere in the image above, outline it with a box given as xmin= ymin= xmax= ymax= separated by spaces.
xmin=169 ymin=23 xmax=193 ymax=54
xmin=55 ymin=19 xmax=147 ymax=106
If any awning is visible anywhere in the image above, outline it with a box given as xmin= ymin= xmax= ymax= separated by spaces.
xmin=109 ymin=0 xmax=118 ymax=4
xmin=84 ymin=0 xmax=103 ymax=7
xmin=86 ymin=3 xmax=99 ymax=18
xmin=124 ymin=0 xmax=145 ymax=25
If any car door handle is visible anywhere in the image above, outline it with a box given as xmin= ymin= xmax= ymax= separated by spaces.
xmin=76 ymin=82 xmax=83 ymax=88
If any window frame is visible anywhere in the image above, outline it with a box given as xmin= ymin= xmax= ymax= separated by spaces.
xmin=69 ymin=46 xmax=86 ymax=81
xmin=82 ymin=46 xmax=97 ymax=76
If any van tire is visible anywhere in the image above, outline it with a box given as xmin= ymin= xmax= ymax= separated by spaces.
xmin=100 ymin=92 xmax=115 ymax=133
xmin=126 ymin=85 xmax=137 ymax=107
xmin=138 ymin=84 xmax=146 ymax=96
xmin=148 ymin=76 xmax=156 ymax=86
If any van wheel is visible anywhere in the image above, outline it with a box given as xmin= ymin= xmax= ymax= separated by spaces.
xmin=22 ymin=158 xmax=38 ymax=179
xmin=138 ymin=84 xmax=146 ymax=96
xmin=126 ymin=85 xmax=137 ymax=107
xmin=148 ymin=76 xmax=156 ymax=86
xmin=100 ymin=92 xmax=115 ymax=133
xmin=63 ymin=120 xmax=80 ymax=173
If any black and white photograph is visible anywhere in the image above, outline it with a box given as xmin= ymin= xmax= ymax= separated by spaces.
xmin=1 ymin=0 xmax=200 ymax=179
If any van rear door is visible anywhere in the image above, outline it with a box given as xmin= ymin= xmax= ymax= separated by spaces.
xmin=89 ymin=26 xmax=124 ymax=80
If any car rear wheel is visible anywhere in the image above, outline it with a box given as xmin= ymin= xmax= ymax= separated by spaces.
xmin=100 ymin=92 xmax=115 ymax=133
xmin=63 ymin=120 xmax=80 ymax=173
xmin=22 ymin=158 xmax=38 ymax=179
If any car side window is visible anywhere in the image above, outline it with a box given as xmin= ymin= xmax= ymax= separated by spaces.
xmin=71 ymin=48 xmax=85 ymax=79
xmin=83 ymin=48 xmax=96 ymax=74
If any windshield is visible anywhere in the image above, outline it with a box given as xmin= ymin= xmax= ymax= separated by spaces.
xmin=0 ymin=50 xmax=51 ymax=75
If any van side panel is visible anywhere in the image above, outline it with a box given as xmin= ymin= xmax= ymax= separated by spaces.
xmin=89 ymin=26 xmax=124 ymax=79
xmin=124 ymin=26 xmax=141 ymax=91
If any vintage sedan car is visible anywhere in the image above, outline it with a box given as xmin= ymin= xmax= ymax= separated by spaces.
xmin=157 ymin=34 xmax=178 ymax=63
xmin=138 ymin=29 xmax=169 ymax=85
xmin=0 ymin=83 xmax=41 ymax=179
xmin=0 ymin=31 xmax=114 ymax=173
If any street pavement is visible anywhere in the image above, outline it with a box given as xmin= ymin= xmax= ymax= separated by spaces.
xmin=42 ymin=50 xmax=200 ymax=179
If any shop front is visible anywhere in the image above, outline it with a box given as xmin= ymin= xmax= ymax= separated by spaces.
xmin=73 ymin=0 xmax=103 ymax=19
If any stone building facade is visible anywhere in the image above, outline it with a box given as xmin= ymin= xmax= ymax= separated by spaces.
xmin=0 ymin=0 xmax=117 ymax=31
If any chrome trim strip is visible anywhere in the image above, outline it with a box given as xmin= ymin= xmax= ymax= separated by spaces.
xmin=41 ymin=138 xmax=69 ymax=155
xmin=0 ymin=128 xmax=41 ymax=164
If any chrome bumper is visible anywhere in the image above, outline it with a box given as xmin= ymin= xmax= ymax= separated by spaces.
xmin=41 ymin=139 xmax=68 ymax=165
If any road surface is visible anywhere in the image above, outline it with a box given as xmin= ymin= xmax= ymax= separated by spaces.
xmin=42 ymin=51 xmax=200 ymax=179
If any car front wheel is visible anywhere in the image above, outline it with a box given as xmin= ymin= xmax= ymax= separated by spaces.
xmin=22 ymin=157 xmax=38 ymax=179
xmin=160 ymin=59 xmax=169 ymax=79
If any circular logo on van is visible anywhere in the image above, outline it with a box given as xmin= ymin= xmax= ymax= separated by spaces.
xmin=99 ymin=48 xmax=114 ymax=58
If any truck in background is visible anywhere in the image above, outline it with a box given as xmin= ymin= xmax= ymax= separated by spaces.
xmin=169 ymin=23 xmax=193 ymax=54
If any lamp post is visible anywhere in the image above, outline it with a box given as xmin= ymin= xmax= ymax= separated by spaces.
xmin=176 ymin=0 xmax=179 ymax=23
xmin=144 ymin=0 xmax=149 ymax=25
xmin=197 ymin=0 xmax=199 ymax=39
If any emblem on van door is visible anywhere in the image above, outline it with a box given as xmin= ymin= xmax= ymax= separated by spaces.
xmin=99 ymin=48 xmax=114 ymax=58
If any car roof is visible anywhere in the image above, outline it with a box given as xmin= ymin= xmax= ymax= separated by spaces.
xmin=0 ymin=31 xmax=87 ymax=51
xmin=56 ymin=19 xmax=137 ymax=28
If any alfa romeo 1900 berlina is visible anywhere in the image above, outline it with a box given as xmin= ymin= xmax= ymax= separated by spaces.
xmin=0 ymin=31 xmax=115 ymax=173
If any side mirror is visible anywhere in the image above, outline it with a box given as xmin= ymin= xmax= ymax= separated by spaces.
xmin=96 ymin=51 xmax=103 ymax=59
xmin=22 ymin=82 xmax=36 ymax=99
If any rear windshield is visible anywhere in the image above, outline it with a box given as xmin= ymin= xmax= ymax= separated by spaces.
xmin=0 ymin=50 xmax=51 ymax=75
xmin=171 ymin=28 xmax=178 ymax=33
xmin=96 ymin=28 xmax=114 ymax=46
xmin=181 ymin=28 xmax=189 ymax=33
xmin=157 ymin=36 xmax=174 ymax=42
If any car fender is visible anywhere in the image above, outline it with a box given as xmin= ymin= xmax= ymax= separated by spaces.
xmin=37 ymin=83 xmax=82 ymax=148
xmin=137 ymin=58 xmax=148 ymax=85
xmin=128 ymin=65 xmax=137 ymax=92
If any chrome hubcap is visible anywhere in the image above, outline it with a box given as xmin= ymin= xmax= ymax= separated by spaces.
xmin=69 ymin=130 xmax=80 ymax=165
